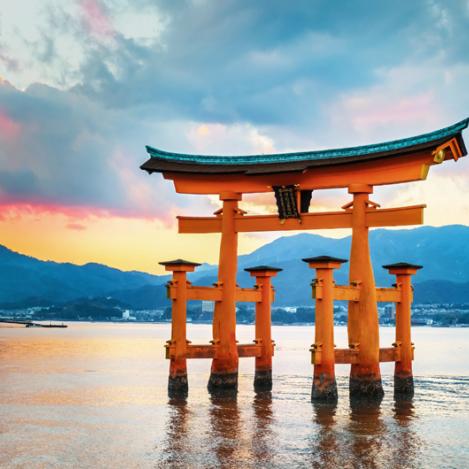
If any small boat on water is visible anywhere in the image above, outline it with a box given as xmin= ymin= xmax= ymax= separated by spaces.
xmin=41 ymin=322 xmax=68 ymax=328
xmin=1 ymin=319 xmax=68 ymax=328
xmin=24 ymin=322 xmax=67 ymax=328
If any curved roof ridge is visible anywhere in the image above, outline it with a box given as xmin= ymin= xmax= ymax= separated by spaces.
xmin=145 ymin=118 xmax=468 ymax=166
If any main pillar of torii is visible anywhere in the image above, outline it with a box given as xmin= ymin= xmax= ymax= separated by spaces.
xmin=141 ymin=118 xmax=468 ymax=398
xmin=347 ymin=184 xmax=383 ymax=398
xmin=208 ymin=192 xmax=241 ymax=392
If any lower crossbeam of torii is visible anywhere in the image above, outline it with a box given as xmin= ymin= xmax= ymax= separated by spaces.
xmin=141 ymin=118 xmax=468 ymax=401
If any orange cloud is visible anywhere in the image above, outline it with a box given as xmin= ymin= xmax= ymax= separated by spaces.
xmin=66 ymin=222 xmax=87 ymax=231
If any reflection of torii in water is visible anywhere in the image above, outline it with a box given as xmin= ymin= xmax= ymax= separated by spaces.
xmin=141 ymin=118 xmax=468 ymax=401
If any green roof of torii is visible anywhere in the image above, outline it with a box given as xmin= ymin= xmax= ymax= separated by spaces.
xmin=142 ymin=118 xmax=468 ymax=174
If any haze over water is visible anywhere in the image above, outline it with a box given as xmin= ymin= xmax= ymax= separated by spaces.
xmin=1 ymin=323 xmax=468 ymax=468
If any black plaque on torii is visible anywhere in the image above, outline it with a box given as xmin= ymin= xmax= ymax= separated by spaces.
xmin=273 ymin=185 xmax=312 ymax=220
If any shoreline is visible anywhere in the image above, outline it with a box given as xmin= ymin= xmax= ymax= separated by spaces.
xmin=2 ymin=319 xmax=468 ymax=328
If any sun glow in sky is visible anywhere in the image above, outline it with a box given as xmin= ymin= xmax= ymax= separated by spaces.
xmin=0 ymin=0 xmax=468 ymax=274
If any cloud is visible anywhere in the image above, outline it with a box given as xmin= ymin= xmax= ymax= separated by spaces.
xmin=80 ymin=0 xmax=115 ymax=40
xmin=62 ymin=1 xmax=468 ymax=125
xmin=0 ymin=110 xmax=21 ymax=140
xmin=0 ymin=170 xmax=39 ymax=198
xmin=187 ymin=122 xmax=275 ymax=155
xmin=66 ymin=222 xmax=87 ymax=231
xmin=0 ymin=0 xmax=468 ymax=232
xmin=0 ymin=80 xmax=212 ymax=221
xmin=3 ymin=1 xmax=469 ymax=130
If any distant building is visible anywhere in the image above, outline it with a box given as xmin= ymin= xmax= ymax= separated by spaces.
xmin=384 ymin=304 xmax=395 ymax=320
xmin=122 ymin=310 xmax=136 ymax=320
xmin=202 ymin=301 xmax=215 ymax=313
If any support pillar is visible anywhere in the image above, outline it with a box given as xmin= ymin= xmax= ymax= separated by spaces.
xmin=245 ymin=266 xmax=282 ymax=391
xmin=347 ymin=184 xmax=384 ymax=400
xmin=208 ymin=192 xmax=242 ymax=393
xmin=303 ymin=256 xmax=347 ymax=402
xmin=160 ymin=259 xmax=200 ymax=397
xmin=383 ymin=262 xmax=422 ymax=398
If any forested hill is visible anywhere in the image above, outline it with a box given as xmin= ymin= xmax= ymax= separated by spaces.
xmin=1 ymin=225 xmax=469 ymax=308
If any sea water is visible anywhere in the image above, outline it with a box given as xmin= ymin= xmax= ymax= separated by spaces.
xmin=0 ymin=323 xmax=468 ymax=468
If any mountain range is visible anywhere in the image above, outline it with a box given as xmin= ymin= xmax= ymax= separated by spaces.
xmin=1 ymin=225 xmax=469 ymax=309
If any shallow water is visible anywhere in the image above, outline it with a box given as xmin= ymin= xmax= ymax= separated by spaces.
xmin=0 ymin=323 xmax=468 ymax=468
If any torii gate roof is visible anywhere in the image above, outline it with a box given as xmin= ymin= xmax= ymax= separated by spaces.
xmin=142 ymin=118 xmax=468 ymax=176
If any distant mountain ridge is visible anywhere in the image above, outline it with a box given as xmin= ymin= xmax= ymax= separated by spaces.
xmin=0 ymin=244 xmax=167 ymax=306
xmin=1 ymin=225 xmax=469 ymax=308
xmin=191 ymin=224 xmax=469 ymax=305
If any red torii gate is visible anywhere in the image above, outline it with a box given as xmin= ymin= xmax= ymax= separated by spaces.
xmin=141 ymin=118 xmax=468 ymax=401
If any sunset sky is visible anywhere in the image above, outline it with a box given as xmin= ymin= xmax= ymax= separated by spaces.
xmin=0 ymin=0 xmax=468 ymax=274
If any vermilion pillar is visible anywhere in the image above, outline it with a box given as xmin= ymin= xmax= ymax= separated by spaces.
xmin=347 ymin=184 xmax=383 ymax=400
xmin=208 ymin=192 xmax=242 ymax=393
xmin=383 ymin=262 xmax=422 ymax=397
xmin=160 ymin=259 xmax=200 ymax=397
xmin=245 ymin=265 xmax=282 ymax=391
xmin=303 ymin=256 xmax=347 ymax=402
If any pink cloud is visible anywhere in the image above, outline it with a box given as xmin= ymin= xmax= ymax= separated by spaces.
xmin=0 ymin=200 xmax=176 ymax=225
xmin=0 ymin=201 xmax=109 ymax=220
xmin=80 ymin=0 xmax=114 ymax=39
xmin=0 ymin=110 xmax=21 ymax=140
xmin=330 ymin=80 xmax=441 ymax=143
xmin=110 ymin=147 xmax=179 ymax=226
xmin=346 ymin=93 xmax=436 ymax=131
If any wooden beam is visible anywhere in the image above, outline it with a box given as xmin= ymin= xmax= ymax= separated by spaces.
xmin=238 ymin=343 xmax=262 ymax=357
xmin=334 ymin=348 xmax=359 ymax=364
xmin=187 ymin=286 xmax=223 ymax=301
xmin=167 ymin=285 xmax=222 ymax=301
xmin=186 ymin=344 xmax=215 ymax=359
xmin=312 ymin=284 xmax=360 ymax=301
xmin=171 ymin=343 xmax=262 ymax=359
xmin=313 ymin=285 xmax=409 ymax=303
xmin=379 ymin=347 xmax=401 ymax=362
xmin=178 ymin=205 xmax=425 ymax=234
xmin=376 ymin=287 xmax=402 ymax=303
xmin=235 ymin=210 xmax=352 ymax=232
xmin=167 ymin=150 xmax=435 ymax=194
xmin=169 ymin=285 xmax=262 ymax=302
xmin=333 ymin=285 xmax=361 ymax=301
xmin=178 ymin=215 xmax=221 ymax=234
xmin=179 ymin=344 xmax=400 ymax=364
xmin=179 ymin=211 xmax=351 ymax=233
xmin=331 ymin=347 xmax=402 ymax=364
xmin=314 ymin=285 xmax=405 ymax=303
xmin=236 ymin=288 xmax=262 ymax=303
xmin=365 ymin=204 xmax=425 ymax=227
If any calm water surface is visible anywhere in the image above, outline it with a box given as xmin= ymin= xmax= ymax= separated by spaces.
xmin=0 ymin=323 xmax=468 ymax=468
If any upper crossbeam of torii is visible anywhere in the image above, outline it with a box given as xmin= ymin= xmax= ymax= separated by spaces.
xmin=141 ymin=118 xmax=468 ymax=401
xmin=142 ymin=118 xmax=467 ymax=191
